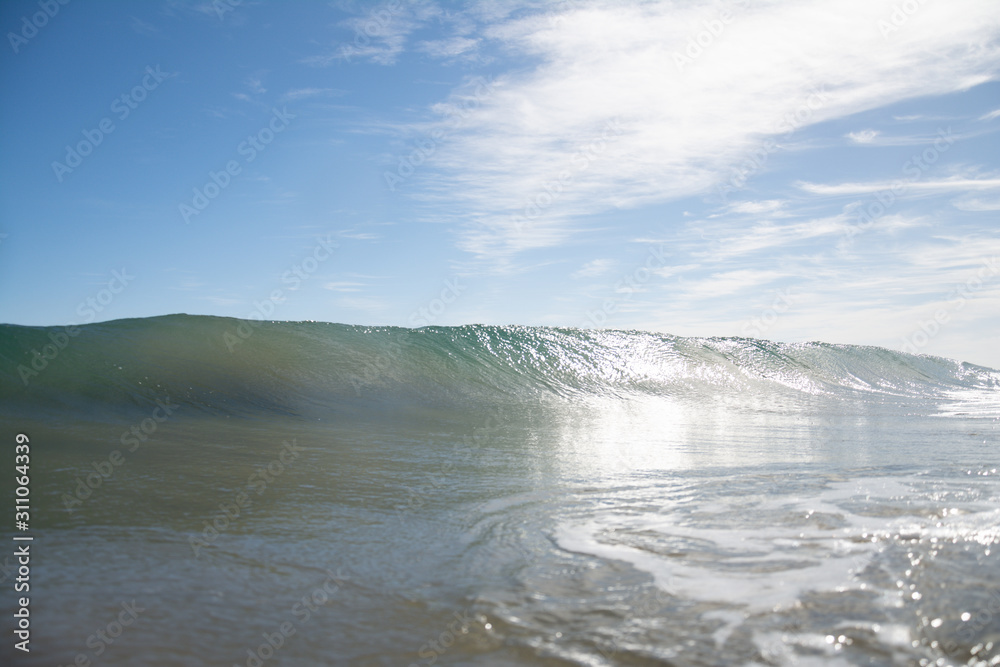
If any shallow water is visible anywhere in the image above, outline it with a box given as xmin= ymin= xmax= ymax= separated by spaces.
xmin=1 ymin=317 xmax=998 ymax=665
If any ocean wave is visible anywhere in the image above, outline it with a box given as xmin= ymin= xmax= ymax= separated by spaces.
xmin=1 ymin=314 xmax=997 ymax=421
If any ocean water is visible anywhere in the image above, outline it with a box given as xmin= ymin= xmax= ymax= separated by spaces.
xmin=1 ymin=314 xmax=999 ymax=666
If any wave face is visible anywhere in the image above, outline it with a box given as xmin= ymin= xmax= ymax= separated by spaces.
xmin=4 ymin=314 xmax=1000 ymax=666
xmin=2 ymin=313 xmax=998 ymax=421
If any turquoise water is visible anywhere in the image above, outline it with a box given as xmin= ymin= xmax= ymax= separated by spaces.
xmin=1 ymin=315 xmax=999 ymax=665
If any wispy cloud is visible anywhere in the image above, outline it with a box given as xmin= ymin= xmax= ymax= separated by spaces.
xmin=836 ymin=129 xmax=979 ymax=148
xmin=572 ymin=258 xmax=614 ymax=279
xmin=232 ymin=72 xmax=272 ymax=105
xmin=952 ymin=196 xmax=1000 ymax=211
xmin=418 ymin=36 xmax=479 ymax=59
xmin=799 ymin=176 xmax=1000 ymax=196
xmin=689 ymin=214 xmax=857 ymax=262
xmin=336 ymin=231 xmax=382 ymax=241
xmin=169 ymin=276 xmax=206 ymax=291
xmin=401 ymin=0 xmax=1000 ymax=266
xmin=323 ymin=281 xmax=366 ymax=293
xmin=636 ymin=206 xmax=1000 ymax=352
xmin=724 ymin=200 xmax=788 ymax=216
xmin=246 ymin=76 xmax=267 ymax=95
xmin=683 ymin=269 xmax=788 ymax=299
xmin=280 ymin=87 xmax=346 ymax=103
xmin=337 ymin=296 xmax=389 ymax=312
xmin=130 ymin=16 xmax=159 ymax=35
xmin=199 ymin=295 xmax=244 ymax=306
xmin=847 ymin=129 xmax=880 ymax=144
xmin=304 ymin=1 xmax=442 ymax=66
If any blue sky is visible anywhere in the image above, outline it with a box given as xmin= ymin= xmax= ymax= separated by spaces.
xmin=2 ymin=0 xmax=999 ymax=367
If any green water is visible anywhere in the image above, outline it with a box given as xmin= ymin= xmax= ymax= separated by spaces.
xmin=1 ymin=316 xmax=999 ymax=665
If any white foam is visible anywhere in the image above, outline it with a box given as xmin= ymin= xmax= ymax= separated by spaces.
xmin=555 ymin=518 xmax=873 ymax=613
xmin=554 ymin=473 xmax=1000 ymax=622
xmin=935 ymin=388 xmax=1000 ymax=418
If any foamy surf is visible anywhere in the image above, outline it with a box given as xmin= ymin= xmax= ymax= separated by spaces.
xmin=1 ymin=315 xmax=997 ymax=665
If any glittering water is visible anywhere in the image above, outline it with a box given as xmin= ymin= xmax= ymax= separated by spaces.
xmin=1 ymin=316 xmax=998 ymax=666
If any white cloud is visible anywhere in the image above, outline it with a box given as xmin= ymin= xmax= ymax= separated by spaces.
xmin=572 ymin=258 xmax=614 ymax=278
xmin=691 ymin=214 xmax=855 ymax=262
xmin=130 ymin=16 xmax=159 ymax=35
xmin=953 ymin=196 xmax=1000 ymax=211
xmin=834 ymin=129 xmax=977 ymax=148
xmin=337 ymin=297 xmax=389 ymax=312
xmin=337 ymin=231 xmax=382 ymax=241
xmin=726 ymin=200 xmax=787 ymax=216
xmin=684 ymin=269 xmax=788 ymax=299
xmin=408 ymin=0 xmax=1000 ymax=265
xmin=636 ymin=221 xmax=1000 ymax=365
xmin=323 ymin=281 xmax=366 ymax=292
xmin=798 ymin=176 xmax=1000 ymax=196
xmin=651 ymin=263 xmax=701 ymax=279
xmin=280 ymin=88 xmax=346 ymax=102
xmin=847 ymin=129 xmax=880 ymax=143
xmin=979 ymin=108 xmax=1000 ymax=121
xmin=304 ymin=1 xmax=443 ymax=66
xmin=246 ymin=76 xmax=266 ymax=95
xmin=418 ymin=36 xmax=479 ymax=59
